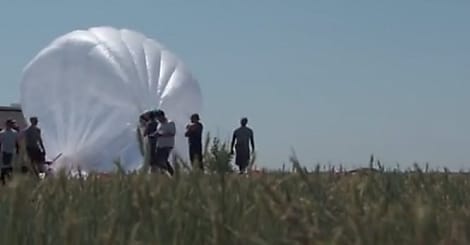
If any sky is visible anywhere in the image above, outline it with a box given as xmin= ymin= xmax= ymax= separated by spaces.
xmin=0 ymin=0 xmax=469 ymax=170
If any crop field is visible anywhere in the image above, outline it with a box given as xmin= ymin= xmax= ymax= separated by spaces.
xmin=1 ymin=137 xmax=469 ymax=245
xmin=1 ymin=162 xmax=470 ymax=245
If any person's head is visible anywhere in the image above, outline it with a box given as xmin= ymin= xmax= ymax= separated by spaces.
xmin=155 ymin=110 xmax=167 ymax=122
xmin=139 ymin=114 xmax=148 ymax=125
xmin=5 ymin=119 xmax=14 ymax=129
xmin=190 ymin=113 xmax=200 ymax=123
xmin=30 ymin=117 xmax=38 ymax=126
xmin=240 ymin=117 xmax=248 ymax=127
xmin=148 ymin=110 xmax=157 ymax=120
xmin=11 ymin=120 xmax=19 ymax=131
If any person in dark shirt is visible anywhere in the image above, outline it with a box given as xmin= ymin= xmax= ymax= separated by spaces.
xmin=185 ymin=113 xmax=204 ymax=171
xmin=143 ymin=111 xmax=159 ymax=168
xmin=230 ymin=117 xmax=255 ymax=174
xmin=23 ymin=117 xmax=46 ymax=175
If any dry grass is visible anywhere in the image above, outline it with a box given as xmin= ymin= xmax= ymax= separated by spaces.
xmin=1 ymin=164 xmax=470 ymax=245
xmin=2 ymin=135 xmax=468 ymax=244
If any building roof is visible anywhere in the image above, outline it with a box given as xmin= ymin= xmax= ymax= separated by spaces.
xmin=0 ymin=106 xmax=26 ymax=130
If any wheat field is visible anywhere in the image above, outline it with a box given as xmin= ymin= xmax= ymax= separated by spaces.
xmin=1 ymin=164 xmax=470 ymax=244
xmin=0 ymin=136 xmax=469 ymax=244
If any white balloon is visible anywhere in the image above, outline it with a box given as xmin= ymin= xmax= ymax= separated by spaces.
xmin=20 ymin=26 xmax=202 ymax=173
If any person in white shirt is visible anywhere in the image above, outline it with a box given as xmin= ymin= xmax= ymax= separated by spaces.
xmin=0 ymin=119 xmax=18 ymax=184
xmin=152 ymin=110 xmax=175 ymax=175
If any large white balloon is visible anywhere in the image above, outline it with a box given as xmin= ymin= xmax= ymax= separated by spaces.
xmin=20 ymin=26 xmax=202 ymax=172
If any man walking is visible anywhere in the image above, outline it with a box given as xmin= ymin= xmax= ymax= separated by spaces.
xmin=0 ymin=119 xmax=19 ymax=184
xmin=153 ymin=110 xmax=176 ymax=175
xmin=185 ymin=113 xmax=204 ymax=171
xmin=23 ymin=117 xmax=46 ymax=174
xmin=230 ymin=117 xmax=255 ymax=174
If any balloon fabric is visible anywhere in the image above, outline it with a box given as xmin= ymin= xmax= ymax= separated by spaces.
xmin=20 ymin=26 xmax=203 ymax=173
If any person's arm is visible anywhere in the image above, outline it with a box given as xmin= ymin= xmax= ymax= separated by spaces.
xmin=38 ymin=129 xmax=45 ymax=153
xmin=17 ymin=130 xmax=23 ymax=141
xmin=168 ymin=122 xmax=176 ymax=137
xmin=15 ymin=135 xmax=19 ymax=154
xmin=230 ymin=131 xmax=236 ymax=154
xmin=250 ymin=130 xmax=255 ymax=152
xmin=149 ymin=125 xmax=158 ymax=137
xmin=184 ymin=124 xmax=192 ymax=137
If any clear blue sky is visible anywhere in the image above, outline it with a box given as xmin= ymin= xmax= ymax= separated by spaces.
xmin=1 ymin=1 xmax=469 ymax=170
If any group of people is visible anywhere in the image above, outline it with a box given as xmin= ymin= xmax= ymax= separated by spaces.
xmin=140 ymin=109 xmax=255 ymax=175
xmin=0 ymin=117 xmax=46 ymax=184
xmin=0 ymin=110 xmax=256 ymax=182
xmin=140 ymin=110 xmax=177 ymax=175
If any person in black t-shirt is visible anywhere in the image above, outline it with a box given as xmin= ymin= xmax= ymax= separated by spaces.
xmin=230 ymin=117 xmax=255 ymax=174
xmin=23 ymin=117 xmax=46 ymax=175
xmin=185 ymin=113 xmax=203 ymax=170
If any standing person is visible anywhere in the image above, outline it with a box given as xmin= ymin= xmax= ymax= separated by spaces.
xmin=185 ymin=113 xmax=204 ymax=171
xmin=0 ymin=119 xmax=19 ymax=184
xmin=143 ymin=111 xmax=159 ymax=168
xmin=23 ymin=117 xmax=46 ymax=174
xmin=230 ymin=117 xmax=255 ymax=174
xmin=11 ymin=119 xmax=20 ymax=155
xmin=11 ymin=119 xmax=28 ymax=173
xmin=153 ymin=110 xmax=176 ymax=175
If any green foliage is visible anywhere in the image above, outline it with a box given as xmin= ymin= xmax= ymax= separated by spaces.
xmin=135 ymin=130 xmax=235 ymax=174
xmin=203 ymin=133 xmax=234 ymax=174
xmin=12 ymin=133 xmax=466 ymax=244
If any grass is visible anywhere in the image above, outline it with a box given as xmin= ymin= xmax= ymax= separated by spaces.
xmin=1 ymin=136 xmax=469 ymax=244
xmin=2 ymin=165 xmax=470 ymax=244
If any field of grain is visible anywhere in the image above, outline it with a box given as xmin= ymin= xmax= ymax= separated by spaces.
xmin=1 ymin=163 xmax=470 ymax=245
xmin=1 ymin=136 xmax=469 ymax=245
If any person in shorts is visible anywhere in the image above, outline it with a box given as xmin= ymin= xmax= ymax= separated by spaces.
xmin=0 ymin=119 xmax=18 ymax=184
xmin=230 ymin=117 xmax=255 ymax=174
